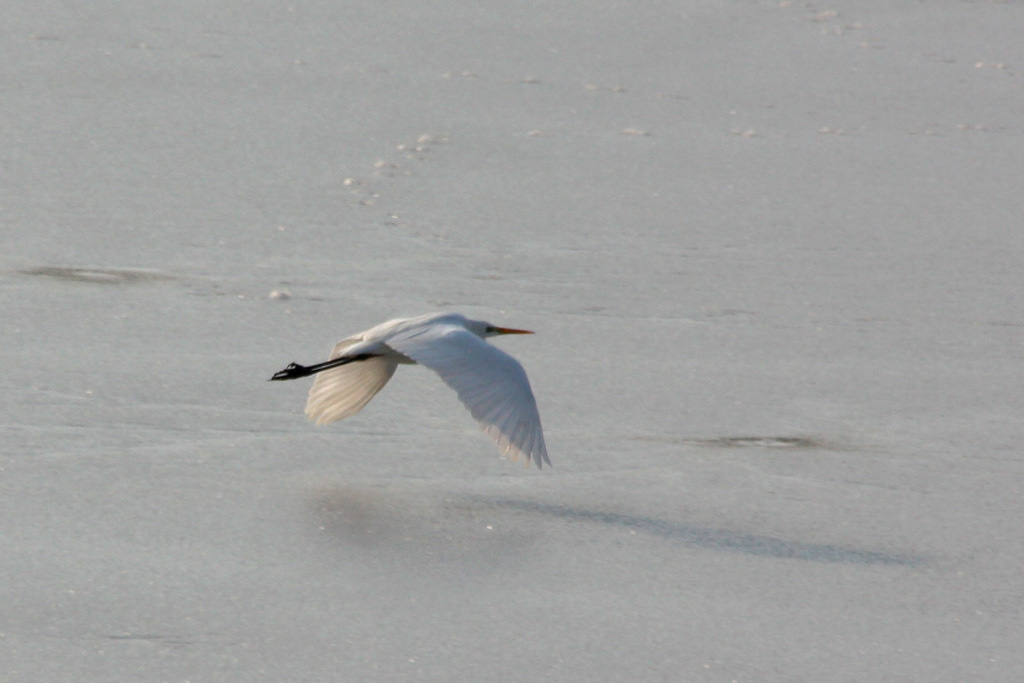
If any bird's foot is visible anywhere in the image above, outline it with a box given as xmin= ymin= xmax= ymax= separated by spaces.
xmin=269 ymin=362 xmax=310 ymax=381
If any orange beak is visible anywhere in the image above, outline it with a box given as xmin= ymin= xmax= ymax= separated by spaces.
xmin=493 ymin=326 xmax=534 ymax=335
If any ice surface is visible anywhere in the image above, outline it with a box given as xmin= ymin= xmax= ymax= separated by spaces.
xmin=2 ymin=0 xmax=1023 ymax=680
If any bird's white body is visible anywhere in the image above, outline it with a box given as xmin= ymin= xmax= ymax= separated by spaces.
xmin=280 ymin=313 xmax=550 ymax=468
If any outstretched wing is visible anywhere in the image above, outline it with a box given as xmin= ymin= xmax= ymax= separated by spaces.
xmin=305 ymin=338 xmax=398 ymax=425
xmin=387 ymin=325 xmax=550 ymax=468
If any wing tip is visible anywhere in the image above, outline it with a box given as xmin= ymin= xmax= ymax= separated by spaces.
xmin=488 ymin=427 xmax=551 ymax=470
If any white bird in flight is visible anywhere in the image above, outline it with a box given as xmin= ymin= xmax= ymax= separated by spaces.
xmin=271 ymin=312 xmax=550 ymax=468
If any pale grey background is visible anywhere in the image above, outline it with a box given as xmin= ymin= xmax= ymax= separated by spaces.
xmin=2 ymin=1 xmax=1022 ymax=680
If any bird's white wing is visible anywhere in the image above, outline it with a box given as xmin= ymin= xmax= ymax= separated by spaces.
xmin=305 ymin=338 xmax=398 ymax=425
xmin=387 ymin=325 xmax=550 ymax=468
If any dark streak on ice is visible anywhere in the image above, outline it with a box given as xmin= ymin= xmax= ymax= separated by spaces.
xmin=486 ymin=498 xmax=923 ymax=567
xmin=20 ymin=266 xmax=174 ymax=285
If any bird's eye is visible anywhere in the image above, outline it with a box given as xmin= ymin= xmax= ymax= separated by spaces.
xmin=485 ymin=325 xmax=496 ymax=333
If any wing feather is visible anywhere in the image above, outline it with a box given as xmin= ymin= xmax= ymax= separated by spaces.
xmin=387 ymin=325 xmax=550 ymax=468
xmin=305 ymin=339 xmax=398 ymax=425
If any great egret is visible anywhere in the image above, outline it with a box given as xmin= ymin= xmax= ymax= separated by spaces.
xmin=270 ymin=312 xmax=550 ymax=468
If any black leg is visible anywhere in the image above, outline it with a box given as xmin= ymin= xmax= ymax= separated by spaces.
xmin=269 ymin=353 xmax=378 ymax=381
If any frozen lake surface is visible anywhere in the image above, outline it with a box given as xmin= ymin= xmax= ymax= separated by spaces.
xmin=2 ymin=1 xmax=1023 ymax=680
